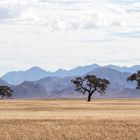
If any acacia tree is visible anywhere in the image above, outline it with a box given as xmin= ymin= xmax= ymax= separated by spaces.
xmin=0 ymin=86 xmax=13 ymax=99
xmin=71 ymin=75 xmax=110 ymax=102
xmin=127 ymin=71 xmax=140 ymax=89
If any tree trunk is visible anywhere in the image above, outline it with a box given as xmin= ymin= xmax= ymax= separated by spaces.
xmin=87 ymin=93 xmax=92 ymax=102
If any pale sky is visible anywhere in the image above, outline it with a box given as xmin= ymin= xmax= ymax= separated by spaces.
xmin=0 ymin=0 xmax=140 ymax=75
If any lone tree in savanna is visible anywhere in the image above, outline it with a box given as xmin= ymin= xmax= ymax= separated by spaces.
xmin=127 ymin=71 xmax=140 ymax=89
xmin=0 ymin=86 xmax=13 ymax=99
xmin=71 ymin=75 xmax=110 ymax=102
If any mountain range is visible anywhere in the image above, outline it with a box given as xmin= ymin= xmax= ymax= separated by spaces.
xmin=1 ymin=64 xmax=140 ymax=85
xmin=10 ymin=68 xmax=139 ymax=99
xmin=0 ymin=79 xmax=10 ymax=86
xmin=0 ymin=64 xmax=140 ymax=99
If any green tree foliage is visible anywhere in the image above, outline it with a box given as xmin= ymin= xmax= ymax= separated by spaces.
xmin=71 ymin=75 xmax=110 ymax=102
xmin=0 ymin=86 xmax=13 ymax=99
xmin=127 ymin=71 xmax=140 ymax=89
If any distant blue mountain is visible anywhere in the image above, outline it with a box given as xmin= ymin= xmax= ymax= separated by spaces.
xmin=12 ymin=67 xmax=138 ymax=99
xmin=88 ymin=67 xmax=135 ymax=90
xmin=1 ymin=66 xmax=52 ymax=85
xmin=107 ymin=65 xmax=140 ymax=73
xmin=1 ymin=64 xmax=100 ymax=85
xmin=1 ymin=64 xmax=140 ymax=85
xmin=0 ymin=79 xmax=10 ymax=86
xmin=54 ymin=64 xmax=100 ymax=77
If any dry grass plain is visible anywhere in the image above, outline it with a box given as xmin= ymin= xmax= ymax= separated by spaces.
xmin=0 ymin=99 xmax=140 ymax=140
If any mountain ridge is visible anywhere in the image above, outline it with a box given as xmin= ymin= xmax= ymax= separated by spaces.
xmin=1 ymin=64 xmax=140 ymax=85
xmin=11 ymin=67 xmax=139 ymax=99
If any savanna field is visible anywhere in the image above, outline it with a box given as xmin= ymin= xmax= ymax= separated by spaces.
xmin=0 ymin=99 xmax=140 ymax=140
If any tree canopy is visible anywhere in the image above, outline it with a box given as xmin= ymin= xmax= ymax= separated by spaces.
xmin=0 ymin=86 xmax=13 ymax=99
xmin=71 ymin=75 xmax=110 ymax=102
xmin=127 ymin=71 xmax=140 ymax=89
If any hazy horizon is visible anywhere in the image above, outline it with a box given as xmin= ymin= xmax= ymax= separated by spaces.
xmin=0 ymin=0 xmax=140 ymax=75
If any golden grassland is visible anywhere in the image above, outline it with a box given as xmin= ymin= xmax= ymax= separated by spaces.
xmin=0 ymin=99 xmax=140 ymax=140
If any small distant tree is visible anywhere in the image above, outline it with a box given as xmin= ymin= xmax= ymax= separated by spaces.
xmin=0 ymin=86 xmax=13 ymax=99
xmin=127 ymin=71 xmax=140 ymax=89
xmin=71 ymin=75 xmax=110 ymax=102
